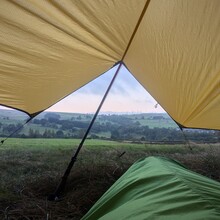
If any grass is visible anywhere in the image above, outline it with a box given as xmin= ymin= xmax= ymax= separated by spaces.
xmin=0 ymin=138 xmax=220 ymax=219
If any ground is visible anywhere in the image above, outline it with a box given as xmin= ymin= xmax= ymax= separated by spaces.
xmin=0 ymin=139 xmax=219 ymax=219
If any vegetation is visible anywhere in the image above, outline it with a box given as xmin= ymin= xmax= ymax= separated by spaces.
xmin=0 ymin=110 xmax=219 ymax=143
xmin=0 ymin=138 xmax=220 ymax=219
xmin=0 ymin=110 xmax=219 ymax=219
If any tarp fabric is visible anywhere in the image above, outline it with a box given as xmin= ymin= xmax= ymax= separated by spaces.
xmin=0 ymin=0 xmax=219 ymax=129
xmin=82 ymin=156 xmax=220 ymax=220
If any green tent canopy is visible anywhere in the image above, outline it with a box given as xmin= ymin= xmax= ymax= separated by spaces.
xmin=82 ymin=157 xmax=220 ymax=220
xmin=0 ymin=0 xmax=219 ymax=129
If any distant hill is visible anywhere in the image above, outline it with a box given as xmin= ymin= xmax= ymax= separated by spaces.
xmin=0 ymin=109 xmax=217 ymax=143
xmin=0 ymin=109 xmax=176 ymax=128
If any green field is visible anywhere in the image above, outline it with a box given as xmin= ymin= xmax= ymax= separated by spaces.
xmin=0 ymin=138 xmax=220 ymax=219
xmin=1 ymin=138 xmax=188 ymax=151
xmin=1 ymin=109 xmax=218 ymax=143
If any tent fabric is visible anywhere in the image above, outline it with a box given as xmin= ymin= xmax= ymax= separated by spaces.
xmin=82 ymin=156 xmax=220 ymax=220
xmin=0 ymin=0 xmax=219 ymax=129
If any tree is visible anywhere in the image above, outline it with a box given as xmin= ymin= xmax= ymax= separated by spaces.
xmin=56 ymin=130 xmax=64 ymax=138
xmin=44 ymin=112 xmax=60 ymax=121
xmin=28 ymin=128 xmax=41 ymax=138
xmin=140 ymin=136 xmax=145 ymax=141
xmin=111 ymin=129 xmax=120 ymax=140
xmin=76 ymin=115 xmax=82 ymax=120
xmin=3 ymin=124 xmax=16 ymax=134
xmin=77 ymin=129 xmax=85 ymax=138
xmin=90 ymin=134 xmax=99 ymax=139
xmin=29 ymin=128 xmax=33 ymax=137
xmin=43 ymin=129 xmax=52 ymax=138
xmin=135 ymin=121 xmax=141 ymax=126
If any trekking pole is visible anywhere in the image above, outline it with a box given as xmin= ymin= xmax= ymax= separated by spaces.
xmin=48 ymin=62 xmax=123 ymax=200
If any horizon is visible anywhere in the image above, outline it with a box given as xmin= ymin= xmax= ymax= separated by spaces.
xmin=0 ymin=107 xmax=168 ymax=116
xmin=0 ymin=65 xmax=166 ymax=115
xmin=47 ymin=65 xmax=166 ymax=114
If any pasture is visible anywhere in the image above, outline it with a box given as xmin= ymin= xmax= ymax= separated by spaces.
xmin=0 ymin=138 xmax=220 ymax=219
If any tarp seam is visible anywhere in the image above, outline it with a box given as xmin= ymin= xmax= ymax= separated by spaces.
xmin=121 ymin=0 xmax=151 ymax=61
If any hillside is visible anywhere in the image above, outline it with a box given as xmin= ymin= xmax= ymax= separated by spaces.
xmin=0 ymin=109 xmax=176 ymax=126
xmin=0 ymin=109 xmax=218 ymax=143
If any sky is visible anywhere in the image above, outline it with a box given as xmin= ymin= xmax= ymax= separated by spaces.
xmin=0 ymin=64 xmax=165 ymax=114
xmin=47 ymin=65 xmax=165 ymax=114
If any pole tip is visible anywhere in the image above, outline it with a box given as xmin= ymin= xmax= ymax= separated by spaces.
xmin=47 ymin=194 xmax=60 ymax=201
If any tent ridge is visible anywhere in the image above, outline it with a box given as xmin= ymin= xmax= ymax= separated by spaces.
xmin=121 ymin=0 xmax=151 ymax=61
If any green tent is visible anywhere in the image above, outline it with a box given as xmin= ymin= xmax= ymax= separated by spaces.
xmin=82 ymin=157 xmax=220 ymax=220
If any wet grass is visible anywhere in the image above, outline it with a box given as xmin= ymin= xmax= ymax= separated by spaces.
xmin=0 ymin=139 xmax=219 ymax=219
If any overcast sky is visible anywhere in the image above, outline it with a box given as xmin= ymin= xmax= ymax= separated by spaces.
xmin=48 ymin=65 xmax=165 ymax=114
xmin=0 ymin=65 xmax=165 ymax=114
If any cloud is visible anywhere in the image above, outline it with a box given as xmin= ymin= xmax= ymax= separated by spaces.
xmin=47 ymin=64 xmax=165 ymax=113
xmin=0 ymin=64 xmax=165 ymax=114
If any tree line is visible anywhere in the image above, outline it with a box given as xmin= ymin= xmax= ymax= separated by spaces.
xmin=0 ymin=113 xmax=219 ymax=143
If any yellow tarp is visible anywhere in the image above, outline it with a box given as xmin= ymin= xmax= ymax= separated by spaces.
xmin=0 ymin=0 xmax=219 ymax=129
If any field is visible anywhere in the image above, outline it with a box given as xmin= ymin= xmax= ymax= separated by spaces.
xmin=1 ymin=109 xmax=218 ymax=143
xmin=0 ymin=110 xmax=177 ymax=129
xmin=0 ymin=138 xmax=220 ymax=219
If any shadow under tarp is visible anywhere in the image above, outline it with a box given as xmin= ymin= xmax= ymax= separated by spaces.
xmin=82 ymin=156 xmax=220 ymax=220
